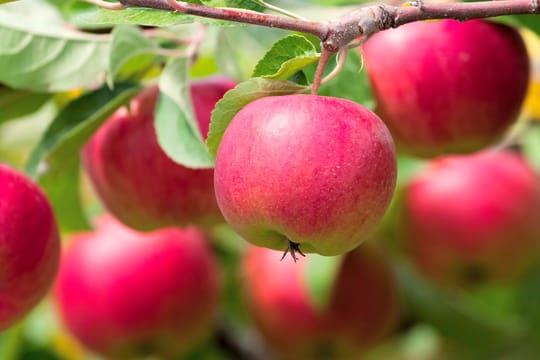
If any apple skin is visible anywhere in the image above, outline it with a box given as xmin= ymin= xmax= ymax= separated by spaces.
xmin=402 ymin=150 xmax=540 ymax=287
xmin=0 ymin=163 xmax=60 ymax=331
xmin=82 ymin=76 xmax=236 ymax=231
xmin=242 ymin=244 xmax=401 ymax=360
xmin=362 ymin=19 xmax=530 ymax=157
xmin=53 ymin=215 xmax=222 ymax=359
xmin=214 ymin=94 xmax=397 ymax=256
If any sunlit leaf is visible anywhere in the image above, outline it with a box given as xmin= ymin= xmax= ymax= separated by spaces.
xmin=0 ymin=88 xmax=50 ymax=124
xmin=108 ymin=25 xmax=160 ymax=87
xmin=252 ymin=34 xmax=320 ymax=80
xmin=156 ymin=58 xmax=215 ymax=168
xmin=26 ymin=83 xmax=141 ymax=230
xmin=0 ymin=3 xmax=110 ymax=91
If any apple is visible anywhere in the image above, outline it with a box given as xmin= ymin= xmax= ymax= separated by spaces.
xmin=242 ymin=244 xmax=401 ymax=360
xmin=402 ymin=150 xmax=540 ymax=287
xmin=82 ymin=76 xmax=236 ymax=231
xmin=362 ymin=19 xmax=530 ymax=157
xmin=0 ymin=163 xmax=60 ymax=331
xmin=214 ymin=94 xmax=396 ymax=256
xmin=53 ymin=214 xmax=222 ymax=359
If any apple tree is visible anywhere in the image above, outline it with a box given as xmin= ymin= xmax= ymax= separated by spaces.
xmin=1 ymin=0 xmax=540 ymax=359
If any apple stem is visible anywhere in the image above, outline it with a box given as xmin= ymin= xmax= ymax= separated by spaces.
xmin=280 ymin=240 xmax=306 ymax=262
xmin=311 ymin=47 xmax=335 ymax=95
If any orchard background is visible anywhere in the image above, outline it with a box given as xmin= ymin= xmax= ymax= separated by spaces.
xmin=1 ymin=0 xmax=540 ymax=359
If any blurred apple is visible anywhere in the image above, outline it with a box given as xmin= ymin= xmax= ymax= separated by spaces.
xmin=402 ymin=150 xmax=540 ymax=287
xmin=82 ymin=76 xmax=236 ymax=231
xmin=242 ymin=244 xmax=401 ymax=360
xmin=214 ymin=94 xmax=396 ymax=256
xmin=54 ymin=215 xmax=222 ymax=359
xmin=363 ymin=20 xmax=530 ymax=157
xmin=0 ymin=163 xmax=60 ymax=331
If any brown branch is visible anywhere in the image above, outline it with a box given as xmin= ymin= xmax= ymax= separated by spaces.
xmin=394 ymin=0 xmax=540 ymax=25
xmin=115 ymin=0 xmax=539 ymax=52
xmin=119 ymin=0 xmax=328 ymax=39
xmin=93 ymin=0 xmax=538 ymax=93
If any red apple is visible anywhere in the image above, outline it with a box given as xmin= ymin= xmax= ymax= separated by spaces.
xmin=362 ymin=19 xmax=530 ymax=157
xmin=214 ymin=94 xmax=396 ymax=256
xmin=0 ymin=163 xmax=60 ymax=331
xmin=402 ymin=150 xmax=540 ymax=287
xmin=82 ymin=76 xmax=236 ymax=231
xmin=54 ymin=215 xmax=222 ymax=358
xmin=242 ymin=244 xmax=401 ymax=360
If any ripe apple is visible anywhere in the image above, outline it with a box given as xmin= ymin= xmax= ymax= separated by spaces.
xmin=362 ymin=19 xmax=530 ymax=157
xmin=53 ymin=214 xmax=222 ymax=359
xmin=0 ymin=163 xmax=60 ymax=331
xmin=242 ymin=244 xmax=401 ymax=360
xmin=214 ymin=94 xmax=396 ymax=256
xmin=82 ymin=76 xmax=236 ymax=231
xmin=402 ymin=150 xmax=540 ymax=287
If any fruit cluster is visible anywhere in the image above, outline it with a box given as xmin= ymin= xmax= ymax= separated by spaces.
xmin=0 ymin=18 xmax=539 ymax=360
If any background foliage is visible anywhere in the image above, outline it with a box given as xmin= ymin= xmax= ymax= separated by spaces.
xmin=1 ymin=0 xmax=540 ymax=359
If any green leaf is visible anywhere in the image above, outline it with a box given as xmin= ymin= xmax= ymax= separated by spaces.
xmin=513 ymin=14 xmax=540 ymax=37
xmin=67 ymin=3 xmax=236 ymax=29
xmin=305 ymin=254 xmax=344 ymax=311
xmin=224 ymin=0 xmax=265 ymax=12
xmin=517 ymin=262 xmax=540 ymax=353
xmin=206 ymin=78 xmax=308 ymax=157
xmin=487 ymin=15 xmax=540 ymax=38
xmin=522 ymin=122 xmax=540 ymax=172
xmin=0 ymin=4 xmax=110 ymax=92
xmin=108 ymin=25 xmax=160 ymax=87
xmin=396 ymin=261 xmax=522 ymax=351
xmin=0 ymin=88 xmax=50 ymax=124
xmin=155 ymin=58 xmax=214 ymax=169
xmin=252 ymin=34 xmax=320 ymax=80
xmin=26 ymin=83 xmax=141 ymax=230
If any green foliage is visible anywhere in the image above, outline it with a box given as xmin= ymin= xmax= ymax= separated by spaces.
xmin=307 ymin=49 xmax=375 ymax=108
xmin=0 ymin=1 xmax=109 ymax=92
xmin=108 ymin=25 xmax=160 ymax=86
xmin=26 ymin=83 xmax=141 ymax=230
xmin=0 ymin=88 xmax=50 ymax=125
xmin=206 ymin=78 xmax=308 ymax=157
xmin=305 ymin=254 xmax=344 ymax=311
xmin=224 ymin=0 xmax=265 ymax=12
xmin=0 ymin=0 xmax=539 ymax=358
xmin=156 ymin=58 xmax=215 ymax=168
xmin=396 ymin=261 xmax=527 ymax=356
xmin=252 ymin=34 xmax=320 ymax=79
xmin=67 ymin=5 xmax=203 ymax=29
xmin=64 ymin=0 xmax=255 ymax=29
xmin=518 ymin=263 xmax=540 ymax=353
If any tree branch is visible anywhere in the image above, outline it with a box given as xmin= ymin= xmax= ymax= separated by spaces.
xmin=394 ymin=0 xmax=540 ymax=25
xmin=94 ymin=0 xmax=539 ymax=93
xmin=118 ymin=0 xmax=328 ymax=39
xmin=115 ymin=0 xmax=538 ymax=51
